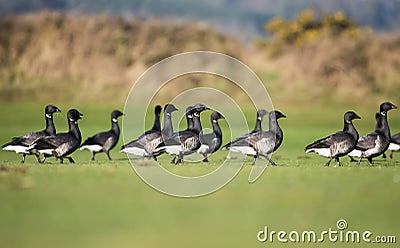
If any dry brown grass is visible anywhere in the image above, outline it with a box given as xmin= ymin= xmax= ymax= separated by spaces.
xmin=0 ymin=12 xmax=244 ymax=104
xmin=1 ymin=12 xmax=399 ymax=108
xmin=250 ymin=30 xmax=400 ymax=108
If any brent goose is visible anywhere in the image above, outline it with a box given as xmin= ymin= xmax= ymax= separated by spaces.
xmin=348 ymin=102 xmax=397 ymax=165
xmin=156 ymin=104 xmax=209 ymax=165
xmin=28 ymin=109 xmax=83 ymax=164
xmin=2 ymin=104 xmax=61 ymax=163
xmin=221 ymin=109 xmax=268 ymax=155
xmin=80 ymin=110 xmax=124 ymax=160
xmin=387 ymin=132 xmax=400 ymax=159
xmin=121 ymin=104 xmax=177 ymax=160
xmin=223 ymin=110 xmax=286 ymax=165
xmin=305 ymin=111 xmax=361 ymax=166
xmin=169 ymin=105 xmax=196 ymax=164
xmin=197 ymin=111 xmax=225 ymax=162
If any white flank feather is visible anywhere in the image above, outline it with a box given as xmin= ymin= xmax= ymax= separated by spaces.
xmin=120 ymin=147 xmax=148 ymax=156
xmin=197 ymin=144 xmax=210 ymax=154
xmin=348 ymin=149 xmax=362 ymax=157
xmin=229 ymin=146 xmax=257 ymax=156
xmin=388 ymin=143 xmax=400 ymax=151
xmin=2 ymin=145 xmax=28 ymax=154
xmin=80 ymin=145 xmax=102 ymax=152
xmin=306 ymin=148 xmax=331 ymax=157
xmin=38 ymin=149 xmax=54 ymax=155
xmin=165 ymin=145 xmax=182 ymax=155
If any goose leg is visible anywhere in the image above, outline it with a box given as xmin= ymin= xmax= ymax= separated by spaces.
xmin=42 ymin=154 xmax=51 ymax=163
xmin=21 ymin=154 xmax=26 ymax=164
xmin=335 ymin=157 xmax=342 ymax=167
xmin=390 ymin=151 xmax=394 ymax=159
xmin=106 ymin=151 xmax=112 ymax=160
xmin=367 ymin=157 xmax=373 ymax=166
xmin=91 ymin=152 xmax=96 ymax=161
xmin=203 ymin=154 xmax=208 ymax=162
xmin=382 ymin=153 xmax=387 ymax=159
xmin=170 ymin=156 xmax=176 ymax=164
xmin=152 ymin=155 xmax=158 ymax=162
xmin=59 ymin=158 xmax=64 ymax=164
xmin=35 ymin=154 xmax=44 ymax=164
xmin=349 ymin=156 xmax=357 ymax=162
xmin=67 ymin=157 xmax=75 ymax=164
xmin=357 ymin=156 xmax=363 ymax=165
xmin=175 ymin=153 xmax=183 ymax=165
xmin=252 ymin=155 xmax=258 ymax=165
xmin=266 ymin=156 xmax=277 ymax=166
xmin=325 ymin=157 xmax=334 ymax=166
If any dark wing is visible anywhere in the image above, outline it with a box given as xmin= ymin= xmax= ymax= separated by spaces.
xmin=158 ymin=131 xmax=200 ymax=154
xmin=305 ymin=131 xmax=347 ymax=150
xmin=180 ymin=135 xmax=200 ymax=153
xmin=31 ymin=133 xmax=72 ymax=150
xmin=222 ymin=131 xmax=255 ymax=149
xmin=247 ymin=131 xmax=275 ymax=156
xmin=391 ymin=133 xmax=400 ymax=144
xmin=3 ymin=130 xmax=47 ymax=148
xmin=81 ymin=130 xmax=113 ymax=147
xmin=222 ymin=137 xmax=251 ymax=149
xmin=306 ymin=131 xmax=356 ymax=157
xmin=31 ymin=133 xmax=80 ymax=157
xmin=356 ymin=133 xmax=380 ymax=151
xmin=123 ymin=132 xmax=163 ymax=154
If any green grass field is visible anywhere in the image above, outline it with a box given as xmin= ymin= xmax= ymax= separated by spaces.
xmin=1 ymin=103 xmax=399 ymax=248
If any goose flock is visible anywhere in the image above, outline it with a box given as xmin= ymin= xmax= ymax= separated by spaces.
xmin=2 ymin=101 xmax=400 ymax=166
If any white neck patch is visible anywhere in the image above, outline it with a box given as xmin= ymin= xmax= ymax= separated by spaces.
xmin=167 ymin=113 xmax=171 ymax=116
xmin=112 ymin=118 xmax=118 ymax=123
xmin=212 ymin=120 xmax=217 ymax=123
xmin=46 ymin=114 xmax=52 ymax=119
xmin=257 ymin=117 xmax=262 ymax=120
xmin=346 ymin=120 xmax=351 ymax=124
xmin=194 ymin=113 xmax=200 ymax=117
xmin=188 ymin=115 xmax=193 ymax=119
xmin=381 ymin=111 xmax=386 ymax=116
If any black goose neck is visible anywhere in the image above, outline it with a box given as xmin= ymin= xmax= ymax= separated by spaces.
xmin=68 ymin=119 xmax=81 ymax=141
xmin=192 ymin=113 xmax=202 ymax=134
xmin=187 ymin=116 xmax=194 ymax=130
xmin=253 ymin=115 xmax=263 ymax=132
xmin=162 ymin=112 xmax=174 ymax=138
xmin=269 ymin=117 xmax=284 ymax=151
xmin=45 ymin=114 xmax=56 ymax=135
xmin=378 ymin=112 xmax=390 ymax=139
xmin=111 ymin=118 xmax=120 ymax=135
xmin=152 ymin=114 xmax=161 ymax=132
xmin=269 ymin=117 xmax=282 ymax=137
xmin=343 ymin=120 xmax=359 ymax=142
xmin=212 ymin=119 xmax=222 ymax=137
